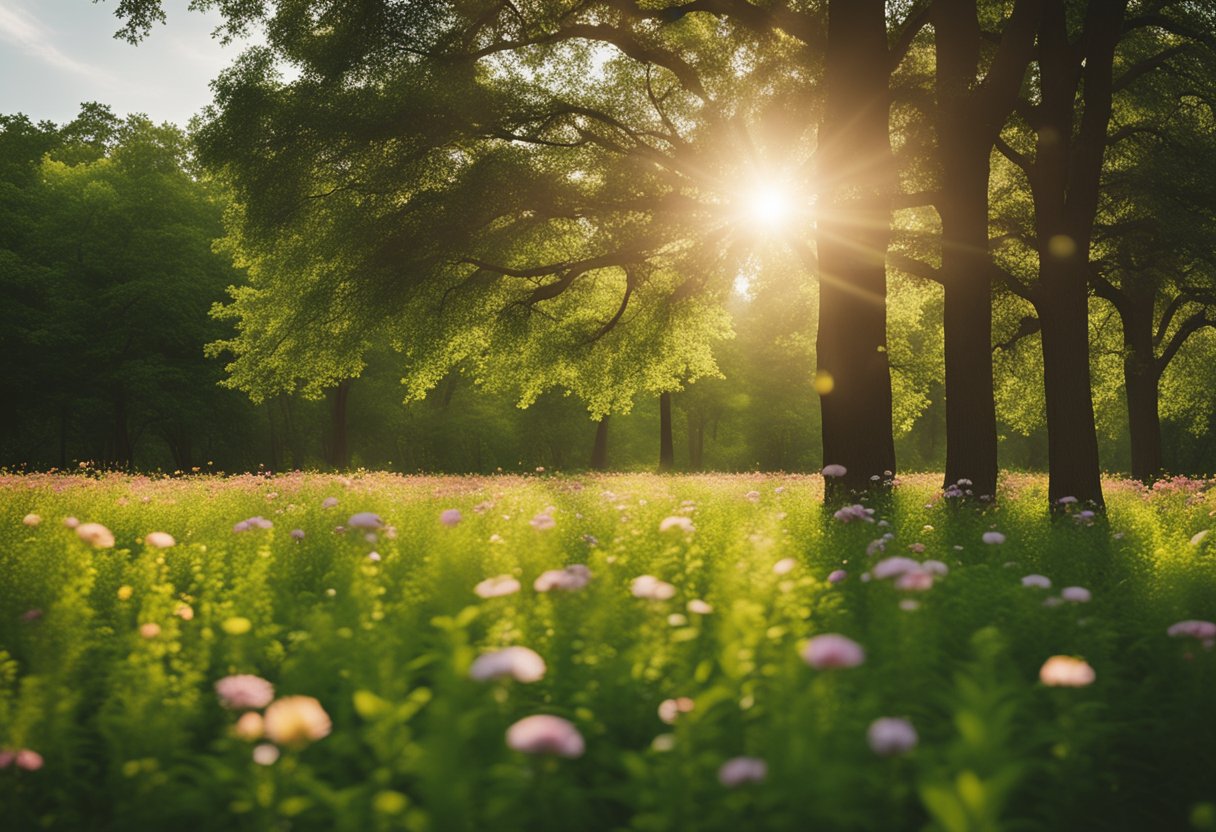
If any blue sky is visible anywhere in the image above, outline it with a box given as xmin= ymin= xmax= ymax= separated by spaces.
xmin=0 ymin=0 xmax=253 ymax=126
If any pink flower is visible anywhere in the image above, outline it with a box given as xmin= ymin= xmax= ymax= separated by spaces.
xmin=347 ymin=512 xmax=382 ymax=530
xmin=921 ymin=560 xmax=948 ymax=576
xmin=475 ymin=575 xmax=521 ymax=598
xmin=76 ymin=522 xmax=115 ymax=549
xmin=15 ymin=749 xmax=43 ymax=771
xmin=658 ymin=697 xmax=695 ymax=725
xmin=440 ymin=509 xmax=462 ymax=527
xmin=687 ymin=599 xmax=713 ymax=614
xmin=264 ymin=696 xmax=332 ymax=748
xmin=834 ymin=504 xmax=875 ymax=524
xmin=868 ymin=718 xmax=917 ymax=756
xmin=801 ymin=634 xmax=865 ymax=669
xmin=982 ymin=531 xmax=1006 ymax=545
xmin=1061 ymin=586 xmax=1091 ymax=603
xmin=63 ymin=516 xmax=79 ymax=528
xmin=827 ymin=569 xmax=848 ymax=584
xmin=1167 ymin=620 xmax=1216 ymax=640
xmin=144 ymin=531 xmax=175 ymax=548
xmin=233 ymin=516 xmax=273 ymax=533
xmin=534 ymin=565 xmax=591 ymax=592
xmin=895 ymin=570 xmax=933 ymax=592
xmin=822 ymin=464 xmax=847 ymax=478
xmin=506 ymin=715 xmax=585 ymax=758
xmin=214 ymin=675 xmax=275 ymax=710
xmin=659 ymin=516 xmax=695 ymax=534
xmin=470 ymin=647 xmax=546 ymax=683
xmin=872 ymin=557 xmax=921 ymax=580
xmin=1021 ymin=574 xmax=1051 ymax=589
xmin=322 ymin=497 xmax=340 ymax=509
xmin=1039 ymin=656 xmax=1095 ymax=687
xmin=530 ymin=512 xmax=556 ymax=531
xmin=745 ymin=490 xmax=761 ymax=502
xmin=631 ymin=575 xmax=676 ymax=600
xmin=718 ymin=756 xmax=767 ymax=787
xmin=290 ymin=528 xmax=305 ymax=540
xmin=139 ymin=622 xmax=161 ymax=639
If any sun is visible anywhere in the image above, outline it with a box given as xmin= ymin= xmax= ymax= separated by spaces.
xmin=746 ymin=184 xmax=793 ymax=226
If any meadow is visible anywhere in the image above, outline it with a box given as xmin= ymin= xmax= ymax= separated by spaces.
xmin=1 ymin=470 xmax=1214 ymax=831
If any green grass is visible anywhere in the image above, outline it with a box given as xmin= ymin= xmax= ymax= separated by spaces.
xmin=1 ymin=471 xmax=1214 ymax=831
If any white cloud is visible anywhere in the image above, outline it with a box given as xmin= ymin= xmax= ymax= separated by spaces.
xmin=0 ymin=1 xmax=113 ymax=82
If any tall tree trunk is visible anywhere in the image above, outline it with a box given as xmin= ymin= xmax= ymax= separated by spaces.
xmin=816 ymin=0 xmax=897 ymax=499
xmin=591 ymin=417 xmax=609 ymax=470
xmin=687 ymin=410 xmax=705 ymax=471
xmin=939 ymin=145 xmax=999 ymax=497
xmin=658 ymin=392 xmax=674 ymax=472
xmin=1027 ymin=0 xmax=1125 ymax=508
xmin=933 ymin=0 xmax=1041 ymax=498
xmin=1123 ymin=304 xmax=1163 ymax=482
xmin=327 ymin=379 xmax=351 ymax=470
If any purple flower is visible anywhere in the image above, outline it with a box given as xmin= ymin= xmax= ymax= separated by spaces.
xmin=347 ymin=512 xmax=383 ymax=530
xmin=718 ymin=756 xmax=767 ymax=787
xmin=506 ymin=715 xmax=584 ymax=758
xmin=440 ymin=509 xmax=462 ymax=527
xmin=868 ymin=718 xmax=918 ymax=756
xmin=534 ymin=565 xmax=591 ymax=592
xmin=322 ymin=497 xmax=339 ymax=509
xmin=801 ymin=634 xmax=865 ymax=669
xmin=834 ymin=504 xmax=875 ymax=524
xmin=290 ymin=528 xmax=306 ymax=540
xmin=1022 ymin=574 xmax=1051 ymax=589
xmin=1061 ymin=586 xmax=1091 ymax=603
xmin=821 ymin=464 xmax=847 ymax=478
xmin=827 ymin=569 xmax=848 ymax=584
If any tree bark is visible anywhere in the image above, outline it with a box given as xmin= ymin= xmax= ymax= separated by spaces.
xmin=327 ymin=378 xmax=351 ymax=470
xmin=591 ymin=416 xmax=609 ymax=470
xmin=816 ymin=0 xmax=897 ymax=499
xmin=1123 ymin=304 xmax=1162 ymax=482
xmin=658 ymin=392 xmax=674 ymax=472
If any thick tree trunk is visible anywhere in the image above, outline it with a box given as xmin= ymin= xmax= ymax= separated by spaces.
xmin=327 ymin=379 xmax=351 ymax=470
xmin=1123 ymin=306 xmax=1162 ymax=482
xmin=1038 ymin=269 xmax=1104 ymax=506
xmin=939 ymin=144 xmax=999 ymax=497
xmin=590 ymin=417 xmax=609 ymax=470
xmin=816 ymin=0 xmax=897 ymax=499
xmin=658 ymin=392 xmax=674 ymax=472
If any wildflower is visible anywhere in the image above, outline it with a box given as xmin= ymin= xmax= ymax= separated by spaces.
xmin=76 ymin=522 xmax=116 ymax=549
xmin=718 ymin=756 xmax=768 ymax=787
xmin=322 ymin=497 xmax=340 ymax=509
xmin=688 ymin=599 xmax=713 ymax=615
xmin=368 ymin=551 xmax=381 ymax=562
xmin=1061 ymin=586 xmax=1091 ymax=603
xmin=1073 ymin=510 xmax=1097 ymax=526
xmin=222 ymin=617 xmax=252 ymax=635
xmin=252 ymin=743 xmax=280 ymax=765
xmin=506 ymin=715 xmax=585 ymax=758
xmin=233 ymin=516 xmax=272 ymax=533
xmin=440 ymin=509 xmax=462 ymax=527
xmin=982 ymin=531 xmax=1006 ymax=545
xmin=290 ymin=529 xmax=305 ymax=540
xmin=872 ymin=557 xmax=921 ymax=580
xmin=63 ymin=516 xmax=79 ymax=528
xmin=895 ymin=570 xmax=933 ymax=592
xmin=922 ymin=560 xmax=948 ymax=576
xmin=658 ymin=697 xmax=695 ymax=724
xmin=822 ymin=464 xmax=847 ymax=478
xmin=215 ymin=675 xmax=275 ymax=710
xmin=139 ymin=622 xmax=161 ymax=639
xmin=469 ymin=647 xmax=546 ymax=683
xmin=745 ymin=490 xmax=761 ymax=502
xmin=1021 ymin=574 xmax=1052 ymax=589
xmin=899 ymin=599 xmax=921 ymax=612
xmin=534 ymin=565 xmax=591 ymax=592
xmin=264 ymin=696 xmax=332 ymax=749
xmin=530 ymin=512 xmax=556 ymax=531
xmin=631 ymin=575 xmax=676 ymax=600
xmin=144 ymin=531 xmax=175 ymax=548
xmin=1058 ymin=496 xmax=1078 ymax=505
xmin=470 ymin=574 xmax=519 ymax=601
xmin=868 ymin=718 xmax=918 ymax=756
xmin=828 ymin=569 xmax=848 ymax=584
xmin=773 ymin=558 xmax=797 ymax=575
xmin=659 ymin=516 xmax=695 ymax=534
xmin=801 ymin=634 xmax=865 ymax=669
xmin=174 ymin=604 xmax=194 ymax=621
xmin=1167 ymin=620 xmax=1216 ymax=643
xmin=22 ymin=513 xmax=40 ymax=526
xmin=117 ymin=585 xmax=134 ymax=601
xmin=834 ymin=504 xmax=875 ymax=524
xmin=1 ymin=749 xmax=45 ymax=771
xmin=651 ymin=733 xmax=676 ymax=752
xmin=667 ymin=613 xmax=688 ymax=627
xmin=1039 ymin=656 xmax=1096 ymax=687
xmin=233 ymin=712 xmax=264 ymax=741
xmin=347 ymin=512 xmax=382 ymax=530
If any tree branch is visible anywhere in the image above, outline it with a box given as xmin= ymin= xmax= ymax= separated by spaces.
xmin=1157 ymin=310 xmax=1215 ymax=372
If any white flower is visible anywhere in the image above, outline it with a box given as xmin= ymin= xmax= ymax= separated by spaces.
xmin=475 ymin=575 xmax=521 ymax=598
xmin=659 ymin=516 xmax=695 ymax=534
xmin=631 ymin=575 xmax=676 ymax=600
xmin=867 ymin=718 xmax=918 ymax=756
xmin=982 ymin=531 xmax=1006 ymax=545
xmin=506 ymin=715 xmax=584 ymax=758
xmin=144 ymin=531 xmax=175 ymax=548
xmin=687 ymin=599 xmax=714 ymax=615
xmin=469 ymin=647 xmax=546 ymax=683
xmin=76 ymin=522 xmax=115 ymax=549
xmin=534 ymin=565 xmax=591 ymax=592
xmin=1060 ymin=586 xmax=1091 ymax=603
xmin=1021 ymin=574 xmax=1052 ymax=589
xmin=773 ymin=558 xmax=797 ymax=575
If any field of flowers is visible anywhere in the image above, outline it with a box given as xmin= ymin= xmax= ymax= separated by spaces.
xmin=1 ymin=470 xmax=1215 ymax=831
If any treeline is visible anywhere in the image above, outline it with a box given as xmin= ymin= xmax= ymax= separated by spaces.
xmin=3 ymin=100 xmax=1216 ymax=475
